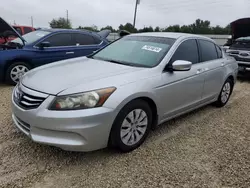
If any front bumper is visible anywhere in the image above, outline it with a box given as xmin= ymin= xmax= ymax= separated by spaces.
xmin=11 ymin=85 xmax=116 ymax=152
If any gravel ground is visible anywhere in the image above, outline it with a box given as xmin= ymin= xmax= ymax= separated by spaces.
xmin=0 ymin=76 xmax=250 ymax=188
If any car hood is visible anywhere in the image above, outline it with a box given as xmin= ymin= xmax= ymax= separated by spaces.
xmin=0 ymin=17 xmax=25 ymax=44
xmin=21 ymin=57 xmax=145 ymax=95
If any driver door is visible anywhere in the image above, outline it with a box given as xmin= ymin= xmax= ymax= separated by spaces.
xmin=156 ymin=39 xmax=205 ymax=120
xmin=32 ymin=33 xmax=76 ymax=66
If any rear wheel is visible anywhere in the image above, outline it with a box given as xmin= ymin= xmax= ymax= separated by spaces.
xmin=5 ymin=62 xmax=30 ymax=85
xmin=109 ymin=100 xmax=152 ymax=152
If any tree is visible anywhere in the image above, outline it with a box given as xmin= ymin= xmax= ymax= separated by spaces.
xmin=74 ymin=19 xmax=231 ymax=35
xmin=154 ymin=26 xmax=160 ymax=32
xmin=100 ymin=25 xmax=115 ymax=32
xmin=119 ymin=23 xmax=137 ymax=33
xmin=138 ymin=26 xmax=154 ymax=32
xmin=190 ymin=19 xmax=211 ymax=34
xmin=49 ymin=17 xmax=72 ymax=29
xmin=77 ymin=25 xmax=99 ymax=32
xmin=163 ymin=25 xmax=181 ymax=32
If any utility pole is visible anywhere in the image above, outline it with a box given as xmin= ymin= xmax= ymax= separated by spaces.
xmin=31 ymin=16 xmax=33 ymax=27
xmin=133 ymin=0 xmax=140 ymax=28
xmin=66 ymin=10 xmax=69 ymax=25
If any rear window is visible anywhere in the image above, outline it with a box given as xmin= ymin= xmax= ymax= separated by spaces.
xmin=23 ymin=27 xmax=33 ymax=34
xmin=199 ymin=40 xmax=218 ymax=62
xmin=92 ymin=36 xmax=176 ymax=67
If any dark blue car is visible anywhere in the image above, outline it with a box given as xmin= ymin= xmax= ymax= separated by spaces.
xmin=0 ymin=17 xmax=110 ymax=84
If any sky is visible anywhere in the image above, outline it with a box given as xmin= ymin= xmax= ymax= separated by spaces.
xmin=2 ymin=0 xmax=250 ymax=29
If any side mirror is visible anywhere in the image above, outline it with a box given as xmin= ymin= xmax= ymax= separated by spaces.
xmin=38 ymin=41 xmax=50 ymax=49
xmin=171 ymin=60 xmax=192 ymax=71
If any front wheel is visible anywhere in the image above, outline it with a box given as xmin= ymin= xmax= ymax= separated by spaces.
xmin=5 ymin=62 xmax=30 ymax=85
xmin=214 ymin=78 xmax=234 ymax=107
xmin=109 ymin=100 xmax=153 ymax=152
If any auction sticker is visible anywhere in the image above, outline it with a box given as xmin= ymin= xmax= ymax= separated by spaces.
xmin=142 ymin=45 xmax=162 ymax=53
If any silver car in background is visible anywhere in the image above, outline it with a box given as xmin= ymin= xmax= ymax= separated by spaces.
xmin=12 ymin=32 xmax=238 ymax=152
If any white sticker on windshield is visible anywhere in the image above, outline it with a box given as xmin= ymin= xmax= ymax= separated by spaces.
xmin=36 ymin=33 xmax=46 ymax=37
xmin=142 ymin=45 xmax=162 ymax=53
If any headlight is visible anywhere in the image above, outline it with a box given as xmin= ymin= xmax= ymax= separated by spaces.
xmin=49 ymin=87 xmax=116 ymax=110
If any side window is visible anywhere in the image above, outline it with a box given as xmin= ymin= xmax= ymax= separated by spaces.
xmin=23 ymin=27 xmax=33 ymax=34
xmin=73 ymin=33 xmax=98 ymax=45
xmin=171 ymin=39 xmax=199 ymax=64
xmin=43 ymin=33 xmax=73 ymax=47
xmin=216 ymin=45 xmax=223 ymax=58
xmin=199 ymin=40 xmax=218 ymax=62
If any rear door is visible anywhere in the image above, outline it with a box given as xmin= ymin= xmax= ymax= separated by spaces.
xmin=197 ymin=39 xmax=225 ymax=101
xmin=33 ymin=33 xmax=76 ymax=66
xmin=71 ymin=33 xmax=102 ymax=57
xmin=158 ymin=39 xmax=205 ymax=119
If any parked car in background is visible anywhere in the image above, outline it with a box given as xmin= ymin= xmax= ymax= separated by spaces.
xmin=0 ymin=24 xmax=35 ymax=44
xmin=0 ymin=17 xmax=110 ymax=84
xmin=12 ymin=32 xmax=238 ymax=153
xmin=223 ymin=18 xmax=250 ymax=71
xmin=226 ymin=36 xmax=250 ymax=72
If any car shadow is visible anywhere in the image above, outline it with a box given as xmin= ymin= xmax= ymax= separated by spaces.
xmin=238 ymin=70 xmax=250 ymax=83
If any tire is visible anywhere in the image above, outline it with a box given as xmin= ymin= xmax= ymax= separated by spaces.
xmin=5 ymin=62 xmax=31 ymax=85
xmin=214 ymin=78 xmax=234 ymax=107
xmin=109 ymin=99 xmax=153 ymax=152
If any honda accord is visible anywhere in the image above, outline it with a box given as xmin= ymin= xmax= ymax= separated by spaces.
xmin=12 ymin=32 xmax=238 ymax=152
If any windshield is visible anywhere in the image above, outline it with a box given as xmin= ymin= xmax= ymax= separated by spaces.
xmin=10 ymin=30 xmax=51 ymax=45
xmin=92 ymin=36 xmax=175 ymax=67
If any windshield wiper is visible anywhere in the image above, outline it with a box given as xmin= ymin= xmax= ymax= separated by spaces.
xmin=90 ymin=57 xmax=149 ymax=68
xmin=108 ymin=60 xmax=149 ymax=68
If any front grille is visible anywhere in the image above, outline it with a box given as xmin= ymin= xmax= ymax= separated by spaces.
xmin=19 ymin=92 xmax=46 ymax=109
xmin=14 ymin=86 xmax=46 ymax=110
xmin=229 ymin=54 xmax=250 ymax=62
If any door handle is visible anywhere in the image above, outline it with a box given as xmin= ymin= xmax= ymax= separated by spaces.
xmin=196 ymin=68 xmax=203 ymax=74
xmin=66 ymin=52 xmax=74 ymax=55
xmin=221 ymin=62 xmax=225 ymax=66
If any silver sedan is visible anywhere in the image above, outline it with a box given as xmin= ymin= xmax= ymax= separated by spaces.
xmin=11 ymin=32 xmax=238 ymax=152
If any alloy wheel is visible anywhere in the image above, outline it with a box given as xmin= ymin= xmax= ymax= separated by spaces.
xmin=120 ymin=109 xmax=148 ymax=146
xmin=10 ymin=65 xmax=29 ymax=83
xmin=221 ymin=82 xmax=231 ymax=103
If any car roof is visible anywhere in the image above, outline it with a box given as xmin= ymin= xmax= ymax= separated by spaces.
xmin=130 ymin=32 xmax=213 ymax=41
xmin=38 ymin=28 xmax=95 ymax=35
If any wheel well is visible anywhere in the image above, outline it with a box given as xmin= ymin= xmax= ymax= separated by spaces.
xmin=228 ymin=75 xmax=234 ymax=83
xmin=3 ymin=58 xmax=33 ymax=80
xmin=135 ymin=97 xmax=158 ymax=128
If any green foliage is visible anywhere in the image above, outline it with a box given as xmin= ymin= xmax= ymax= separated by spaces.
xmin=50 ymin=18 xmax=230 ymax=35
xmin=161 ymin=19 xmax=230 ymax=34
xmin=138 ymin=26 xmax=154 ymax=32
xmin=77 ymin=25 xmax=99 ymax=32
xmin=119 ymin=23 xmax=137 ymax=33
xmin=154 ymin=26 xmax=160 ymax=32
xmin=100 ymin=25 xmax=116 ymax=32
xmin=49 ymin=17 xmax=72 ymax=29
